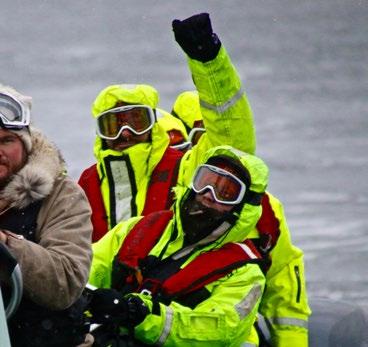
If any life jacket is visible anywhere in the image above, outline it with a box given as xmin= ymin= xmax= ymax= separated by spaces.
xmin=141 ymin=147 xmax=183 ymax=215
xmin=111 ymin=210 xmax=263 ymax=308
xmin=254 ymin=193 xmax=281 ymax=272
xmin=79 ymin=147 xmax=184 ymax=242
xmin=78 ymin=163 xmax=108 ymax=242
xmin=0 ymin=201 xmax=89 ymax=347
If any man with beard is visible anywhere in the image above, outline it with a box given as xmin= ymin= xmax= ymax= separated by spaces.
xmin=87 ymin=146 xmax=268 ymax=346
xmin=0 ymin=85 xmax=93 ymax=346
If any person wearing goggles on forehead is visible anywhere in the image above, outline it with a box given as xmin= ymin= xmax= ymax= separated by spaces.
xmin=0 ymin=84 xmax=93 ymax=347
xmin=172 ymin=90 xmax=311 ymax=346
xmin=87 ymin=146 xmax=268 ymax=346
xmin=0 ymin=92 xmax=31 ymax=129
xmin=78 ymin=12 xmax=257 ymax=243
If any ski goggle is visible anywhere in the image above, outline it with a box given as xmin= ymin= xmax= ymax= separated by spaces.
xmin=0 ymin=92 xmax=30 ymax=129
xmin=96 ymin=105 xmax=156 ymax=140
xmin=191 ymin=164 xmax=247 ymax=205
xmin=188 ymin=127 xmax=206 ymax=146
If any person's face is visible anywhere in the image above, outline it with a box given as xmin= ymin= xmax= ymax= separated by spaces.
xmin=102 ymin=102 xmax=152 ymax=151
xmin=195 ymin=190 xmax=234 ymax=213
xmin=0 ymin=129 xmax=27 ymax=188
xmin=180 ymin=189 xmax=236 ymax=245
xmin=105 ymin=130 xmax=150 ymax=151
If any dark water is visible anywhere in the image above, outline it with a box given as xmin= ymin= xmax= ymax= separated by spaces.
xmin=1 ymin=0 xmax=368 ymax=306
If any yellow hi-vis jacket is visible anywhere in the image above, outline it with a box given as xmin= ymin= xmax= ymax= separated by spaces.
xmin=244 ymin=193 xmax=311 ymax=347
xmin=89 ymin=146 xmax=268 ymax=346
xmin=169 ymin=84 xmax=311 ymax=346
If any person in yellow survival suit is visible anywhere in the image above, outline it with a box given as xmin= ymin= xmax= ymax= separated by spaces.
xmin=78 ymin=13 xmax=257 ymax=242
xmin=172 ymin=87 xmax=311 ymax=347
xmin=87 ymin=146 xmax=269 ymax=346
xmin=171 ymin=90 xmax=206 ymax=148
xmin=170 ymin=87 xmax=311 ymax=346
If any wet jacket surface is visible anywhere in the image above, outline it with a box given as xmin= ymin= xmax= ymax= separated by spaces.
xmin=89 ymin=146 xmax=268 ymax=346
xmin=251 ymin=193 xmax=311 ymax=347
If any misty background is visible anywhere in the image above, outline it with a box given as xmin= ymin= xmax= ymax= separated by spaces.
xmin=1 ymin=0 xmax=367 ymax=306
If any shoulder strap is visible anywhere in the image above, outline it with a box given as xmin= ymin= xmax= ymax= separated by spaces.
xmin=160 ymin=240 xmax=262 ymax=300
xmin=111 ymin=210 xmax=173 ymax=292
xmin=256 ymin=193 xmax=281 ymax=253
xmin=117 ymin=210 xmax=174 ymax=269
xmin=142 ymin=147 xmax=183 ymax=215
xmin=78 ymin=164 xmax=108 ymax=242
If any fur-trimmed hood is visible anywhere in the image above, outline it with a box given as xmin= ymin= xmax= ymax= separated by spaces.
xmin=0 ymin=127 xmax=66 ymax=209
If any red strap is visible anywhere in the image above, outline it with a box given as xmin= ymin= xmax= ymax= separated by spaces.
xmin=256 ymin=193 xmax=280 ymax=252
xmin=162 ymin=240 xmax=262 ymax=297
xmin=142 ymin=147 xmax=183 ymax=215
xmin=78 ymin=147 xmax=182 ymax=241
xmin=78 ymin=164 xmax=108 ymax=242
xmin=117 ymin=210 xmax=174 ymax=269
xmin=114 ymin=212 xmax=262 ymax=301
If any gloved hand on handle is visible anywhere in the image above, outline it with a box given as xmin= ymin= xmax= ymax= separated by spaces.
xmin=172 ymin=12 xmax=221 ymax=62
xmin=88 ymin=288 xmax=149 ymax=327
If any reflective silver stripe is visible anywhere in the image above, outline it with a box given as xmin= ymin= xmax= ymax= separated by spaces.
xmin=267 ymin=317 xmax=308 ymax=329
xmin=157 ymin=306 xmax=174 ymax=345
xmin=241 ymin=343 xmax=257 ymax=347
xmin=110 ymin=160 xmax=132 ymax=222
xmin=235 ymin=283 xmax=262 ymax=319
xmin=256 ymin=314 xmax=272 ymax=342
xmin=200 ymin=88 xmax=244 ymax=114
xmin=235 ymin=242 xmax=259 ymax=259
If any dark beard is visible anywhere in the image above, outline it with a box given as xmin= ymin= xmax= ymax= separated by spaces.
xmin=180 ymin=194 xmax=227 ymax=245
xmin=0 ymin=176 xmax=12 ymax=191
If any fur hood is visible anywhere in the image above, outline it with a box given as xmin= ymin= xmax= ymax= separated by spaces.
xmin=0 ymin=127 xmax=66 ymax=209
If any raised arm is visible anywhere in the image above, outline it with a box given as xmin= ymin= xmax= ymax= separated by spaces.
xmin=172 ymin=13 xmax=256 ymax=154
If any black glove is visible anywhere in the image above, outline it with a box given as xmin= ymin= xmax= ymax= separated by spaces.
xmin=125 ymin=295 xmax=150 ymax=327
xmin=89 ymin=288 xmax=149 ymax=327
xmin=172 ymin=12 xmax=221 ymax=62
xmin=89 ymin=288 xmax=128 ymax=324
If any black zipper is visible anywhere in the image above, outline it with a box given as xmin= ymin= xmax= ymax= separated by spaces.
xmin=294 ymin=265 xmax=301 ymax=303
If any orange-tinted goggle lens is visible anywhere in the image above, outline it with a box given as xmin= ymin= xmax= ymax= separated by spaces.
xmin=192 ymin=164 xmax=246 ymax=204
xmin=96 ymin=105 xmax=155 ymax=139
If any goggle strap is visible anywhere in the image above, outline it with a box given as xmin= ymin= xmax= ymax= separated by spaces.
xmin=245 ymin=191 xmax=264 ymax=206
xmin=152 ymin=108 xmax=158 ymax=122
